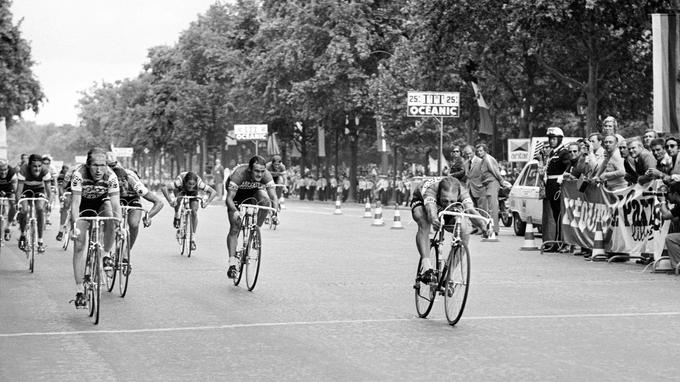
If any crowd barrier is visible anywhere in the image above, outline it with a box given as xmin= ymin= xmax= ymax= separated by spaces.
xmin=560 ymin=179 xmax=671 ymax=267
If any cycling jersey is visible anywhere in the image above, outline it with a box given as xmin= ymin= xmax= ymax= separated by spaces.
xmin=173 ymin=172 xmax=210 ymax=196
xmin=0 ymin=167 xmax=17 ymax=195
xmin=265 ymin=162 xmax=286 ymax=182
xmin=410 ymin=177 xmax=474 ymax=211
xmin=112 ymin=166 xmax=149 ymax=206
xmin=227 ymin=164 xmax=274 ymax=191
xmin=17 ymin=164 xmax=52 ymax=194
xmin=71 ymin=165 xmax=119 ymax=211
xmin=62 ymin=166 xmax=81 ymax=193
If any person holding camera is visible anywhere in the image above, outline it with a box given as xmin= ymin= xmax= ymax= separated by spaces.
xmin=592 ymin=134 xmax=627 ymax=191
xmin=660 ymin=182 xmax=680 ymax=270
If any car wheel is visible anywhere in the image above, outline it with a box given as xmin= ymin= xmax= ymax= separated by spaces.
xmin=513 ymin=212 xmax=526 ymax=236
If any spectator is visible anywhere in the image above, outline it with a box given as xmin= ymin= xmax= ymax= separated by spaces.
xmin=329 ymin=174 xmax=337 ymax=201
xmin=646 ymin=138 xmax=672 ymax=180
xmin=317 ymin=175 xmax=327 ymax=201
xmin=449 ymin=145 xmax=465 ymax=182
xmin=628 ymin=138 xmax=657 ymax=185
xmin=602 ymin=116 xmax=618 ymax=136
xmin=358 ymin=176 xmax=367 ymax=202
xmin=377 ymin=175 xmax=389 ymax=205
xmin=297 ymin=176 xmax=307 ymax=200
xmin=569 ymin=138 xmax=591 ymax=179
xmin=643 ymin=129 xmax=658 ymax=150
xmin=341 ymin=174 xmax=350 ymax=203
xmin=664 ymin=136 xmax=680 ymax=180
xmin=307 ymin=175 xmax=316 ymax=201
xmin=594 ymin=134 xmax=627 ymax=191
xmin=619 ymin=138 xmax=636 ymax=185
xmin=213 ymin=159 xmax=224 ymax=200
xmin=661 ymin=182 xmax=680 ymax=270
xmin=467 ymin=145 xmax=484 ymax=208
xmin=366 ymin=176 xmax=375 ymax=203
xmin=476 ymin=143 xmax=505 ymax=238
xmin=587 ymin=133 xmax=606 ymax=177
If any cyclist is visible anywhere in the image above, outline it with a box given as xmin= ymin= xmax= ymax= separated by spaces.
xmin=16 ymin=154 xmax=52 ymax=252
xmin=225 ymin=155 xmax=280 ymax=279
xmin=55 ymin=164 xmax=72 ymax=241
xmin=42 ymin=155 xmax=58 ymax=226
xmin=410 ymin=176 xmax=489 ymax=283
xmin=161 ymin=171 xmax=216 ymax=251
xmin=106 ymin=153 xmax=164 ymax=248
xmin=70 ymin=148 xmax=122 ymax=307
xmin=266 ymin=155 xmax=287 ymax=199
xmin=0 ymin=159 xmax=18 ymax=241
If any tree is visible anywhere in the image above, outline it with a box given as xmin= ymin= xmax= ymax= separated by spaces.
xmin=0 ymin=0 xmax=44 ymax=122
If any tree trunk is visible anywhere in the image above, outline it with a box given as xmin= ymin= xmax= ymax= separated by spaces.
xmin=348 ymin=133 xmax=358 ymax=203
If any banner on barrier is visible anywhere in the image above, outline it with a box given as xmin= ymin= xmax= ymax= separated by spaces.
xmin=561 ymin=179 xmax=670 ymax=258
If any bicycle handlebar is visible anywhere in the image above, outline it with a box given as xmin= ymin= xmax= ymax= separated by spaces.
xmin=239 ymin=203 xmax=278 ymax=214
xmin=437 ymin=210 xmax=491 ymax=225
xmin=17 ymin=197 xmax=51 ymax=204
xmin=74 ymin=216 xmax=123 ymax=224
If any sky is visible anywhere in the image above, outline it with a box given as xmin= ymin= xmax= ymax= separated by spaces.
xmin=12 ymin=0 xmax=223 ymax=126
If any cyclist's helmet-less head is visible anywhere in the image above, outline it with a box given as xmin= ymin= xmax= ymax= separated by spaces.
xmin=249 ymin=155 xmax=267 ymax=182
xmin=105 ymin=151 xmax=118 ymax=167
xmin=183 ymin=171 xmax=199 ymax=191
xmin=28 ymin=154 xmax=43 ymax=177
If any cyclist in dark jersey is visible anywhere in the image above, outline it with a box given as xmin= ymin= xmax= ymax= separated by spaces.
xmin=410 ymin=176 xmax=488 ymax=282
xmin=107 ymin=153 xmax=163 ymax=249
xmin=70 ymin=148 xmax=121 ymax=308
xmin=225 ymin=155 xmax=280 ymax=278
xmin=0 ymin=159 xmax=18 ymax=241
xmin=16 ymin=154 xmax=52 ymax=252
xmin=161 ymin=171 xmax=216 ymax=251
xmin=265 ymin=155 xmax=287 ymax=199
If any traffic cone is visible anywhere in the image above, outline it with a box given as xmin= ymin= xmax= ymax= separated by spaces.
xmin=482 ymin=219 xmax=499 ymax=242
xmin=363 ymin=198 xmax=372 ymax=218
xmin=333 ymin=198 xmax=342 ymax=215
xmin=372 ymin=201 xmax=385 ymax=226
xmin=591 ymin=221 xmax=606 ymax=259
xmin=279 ymin=196 xmax=286 ymax=210
xmin=391 ymin=204 xmax=404 ymax=229
xmin=520 ymin=216 xmax=539 ymax=251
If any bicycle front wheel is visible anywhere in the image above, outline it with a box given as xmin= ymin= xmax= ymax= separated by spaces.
xmin=233 ymin=223 xmax=248 ymax=286
xmin=28 ymin=219 xmax=37 ymax=273
xmin=444 ymin=245 xmax=470 ymax=326
xmin=414 ymin=245 xmax=437 ymax=318
xmin=105 ymin=237 xmax=120 ymax=292
xmin=89 ymin=248 xmax=102 ymax=325
xmin=187 ymin=211 xmax=194 ymax=258
xmin=245 ymin=226 xmax=261 ymax=291
xmin=118 ymin=233 xmax=130 ymax=297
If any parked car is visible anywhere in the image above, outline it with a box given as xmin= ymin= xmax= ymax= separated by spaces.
xmin=507 ymin=159 xmax=544 ymax=236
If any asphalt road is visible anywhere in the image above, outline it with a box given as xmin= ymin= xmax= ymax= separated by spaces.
xmin=2 ymin=199 xmax=680 ymax=381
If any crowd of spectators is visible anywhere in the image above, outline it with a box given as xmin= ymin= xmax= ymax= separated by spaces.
xmin=537 ymin=116 xmax=680 ymax=270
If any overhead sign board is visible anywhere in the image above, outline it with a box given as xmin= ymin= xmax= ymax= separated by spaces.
xmin=234 ymin=124 xmax=268 ymax=141
xmin=75 ymin=155 xmax=87 ymax=164
xmin=508 ymin=139 xmax=531 ymax=162
xmin=112 ymin=147 xmax=134 ymax=158
xmin=407 ymin=91 xmax=460 ymax=117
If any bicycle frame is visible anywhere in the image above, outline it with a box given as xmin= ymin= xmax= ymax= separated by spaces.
xmin=233 ymin=203 xmax=277 ymax=290
xmin=176 ymin=196 xmax=201 ymax=257
xmin=16 ymin=196 xmax=50 ymax=272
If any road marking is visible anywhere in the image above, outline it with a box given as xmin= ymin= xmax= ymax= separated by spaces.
xmin=2 ymin=311 xmax=680 ymax=338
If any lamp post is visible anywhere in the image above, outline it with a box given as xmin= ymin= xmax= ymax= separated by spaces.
xmin=576 ymin=95 xmax=588 ymax=136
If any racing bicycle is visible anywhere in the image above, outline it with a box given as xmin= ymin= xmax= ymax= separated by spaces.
xmin=175 ymin=195 xmax=203 ymax=257
xmin=233 ymin=200 xmax=277 ymax=291
xmin=74 ymin=212 xmax=122 ymax=325
xmin=104 ymin=204 xmax=148 ymax=297
xmin=414 ymin=204 xmax=490 ymax=326
xmin=16 ymin=194 xmax=50 ymax=273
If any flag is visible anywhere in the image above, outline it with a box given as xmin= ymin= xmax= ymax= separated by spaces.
xmin=470 ymin=80 xmax=493 ymax=135
xmin=266 ymin=133 xmax=280 ymax=156
xmin=376 ymin=119 xmax=388 ymax=152
xmin=652 ymin=13 xmax=680 ymax=134
xmin=318 ymin=125 xmax=326 ymax=157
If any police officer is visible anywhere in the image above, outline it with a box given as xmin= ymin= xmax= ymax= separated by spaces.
xmin=543 ymin=127 xmax=572 ymax=252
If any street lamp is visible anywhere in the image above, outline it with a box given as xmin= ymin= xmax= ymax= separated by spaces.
xmin=576 ymin=95 xmax=587 ymax=136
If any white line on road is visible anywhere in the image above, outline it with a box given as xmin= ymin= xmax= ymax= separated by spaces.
xmin=2 ymin=311 xmax=680 ymax=339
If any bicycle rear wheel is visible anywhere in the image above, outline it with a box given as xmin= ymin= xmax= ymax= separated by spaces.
xmin=118 ymin=233 xmax=131 ymax=297
xmin=245 ymin=226 xmax=261 ymax=291
xmin=28 ymin=220 xmax=37 ymax=273
xmin=0 ymin=215 xmax=4 ymax=258
xmin=444 ymin=244 xmax=470 ymax=326
xmin=414 ymin=245 xmax=437 ymax=318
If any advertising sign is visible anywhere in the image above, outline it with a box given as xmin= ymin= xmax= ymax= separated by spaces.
xmin=234 ymin=124 xmax=268 ymax=140
xmin=508 ymin=139 xmax=531 ymax=162
xmin=407 ymin=91 xmax=459 ymax=117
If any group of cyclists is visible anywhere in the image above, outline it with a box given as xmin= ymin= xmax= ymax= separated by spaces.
xmin=3 ymin=148 xmax=283 ymax=309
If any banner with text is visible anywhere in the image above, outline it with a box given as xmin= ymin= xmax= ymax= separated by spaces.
xmin=561 ymin=179 xmax=670 ymax=258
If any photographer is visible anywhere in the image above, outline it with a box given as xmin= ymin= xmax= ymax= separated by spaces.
xmin=660 ymin=182 xmax=680 ymax=270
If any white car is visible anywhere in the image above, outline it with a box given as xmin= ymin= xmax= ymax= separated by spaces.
xmin=507 ymin=159 xmax=543 ymax=236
